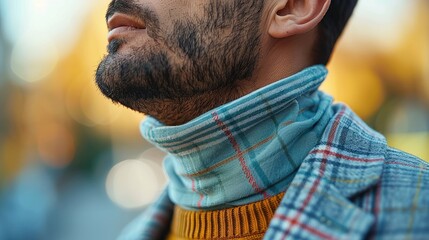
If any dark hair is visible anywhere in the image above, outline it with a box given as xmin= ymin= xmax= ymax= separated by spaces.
xmin=314 ymin=0 xmax=358 ymax=65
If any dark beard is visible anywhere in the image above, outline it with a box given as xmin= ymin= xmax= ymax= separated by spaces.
xmin=96 ymin=0 xmax=264 ymax=120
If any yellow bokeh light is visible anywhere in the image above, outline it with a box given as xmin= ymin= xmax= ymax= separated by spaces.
xmin=36 ymin=122 xmax=76 ymax=167
xmin=387 ymin=132 xmax=429 ymax=161
xmin=322 ymin=57 xmax=385 ymax=120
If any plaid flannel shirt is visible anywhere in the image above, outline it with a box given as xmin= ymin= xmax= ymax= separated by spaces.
xmin=119 ymin=103 xmax=429 ymax=240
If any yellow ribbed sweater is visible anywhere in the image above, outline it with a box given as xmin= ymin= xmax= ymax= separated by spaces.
xmin=167 ymin=193 xmax=284 ymax=240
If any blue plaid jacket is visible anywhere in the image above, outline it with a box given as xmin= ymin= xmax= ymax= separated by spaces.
xmin=119 ymin=104 xmax=429 ymax=240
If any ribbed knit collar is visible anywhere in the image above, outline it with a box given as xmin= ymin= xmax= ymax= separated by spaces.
xmin=169 ymin=192 xmax=285 ymax=239
xmin=141 ymin=65 xmax=333 ymax=210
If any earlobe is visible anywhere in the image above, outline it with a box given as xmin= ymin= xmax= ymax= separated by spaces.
xmin=268 ymin=0 xmax=331 ymax=39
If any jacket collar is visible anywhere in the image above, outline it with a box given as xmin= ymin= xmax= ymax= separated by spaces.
xmin=307 ymin=104 xmax=386 ymax=197
xmin=264 ymin=104 xmax=386 ymax=239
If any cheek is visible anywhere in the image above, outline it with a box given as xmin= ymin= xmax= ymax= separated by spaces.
xmin=153 ymin=0 xmax=206 ymax=32
xmin=155 ymin=0 xmax=206 ymax=17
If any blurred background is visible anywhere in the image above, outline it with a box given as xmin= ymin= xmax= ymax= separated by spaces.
xmin=0 ymin=0 xmax=428 ymax=239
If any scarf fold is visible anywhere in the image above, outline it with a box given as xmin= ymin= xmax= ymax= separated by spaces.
xmin=141 ymin=65 xmax=334 ymax=210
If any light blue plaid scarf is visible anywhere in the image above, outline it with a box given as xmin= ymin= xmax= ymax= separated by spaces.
xmin=141 ymin=65 xmax=334 ymax=210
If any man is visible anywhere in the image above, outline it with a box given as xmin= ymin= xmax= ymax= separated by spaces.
xmin=96 ymin=0 xmax=429 ymax=239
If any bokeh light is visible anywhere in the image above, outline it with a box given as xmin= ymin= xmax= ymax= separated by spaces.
xmin=1 ymin=0 xmax=94 ymax=54
xmin=106 ymin=158 xmax=166 ymax=209
xmin=339 ymin=0 xmax=417 ymax=55
xmin=387 ymin=132 xmax=429 ymax=160
xmin=35 ymin=122 xmax=76 ymax=167
xmin=10 ymin=37 xmax=59 ymax=83
xmin=323 ymin=58 xmax=386 ymax=119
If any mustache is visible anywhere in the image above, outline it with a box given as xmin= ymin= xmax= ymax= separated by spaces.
xmin=106 ymin=0 xmax=159 ymax=29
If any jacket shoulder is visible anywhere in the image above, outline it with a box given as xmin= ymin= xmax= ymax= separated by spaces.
xmin=382 ymin=147 xmax=429 ymax=193
xmin=362 ymin=148 xmax=429 ymax=239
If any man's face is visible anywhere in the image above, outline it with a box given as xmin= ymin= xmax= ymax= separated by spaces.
xmin=96 ymin=0 xmax=264 ymax=112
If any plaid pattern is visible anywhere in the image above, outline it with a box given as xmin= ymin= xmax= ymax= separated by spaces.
xmin=119 ymin=68 xmax=429 ymax=240
xmin=263 ymin=105 xmax=429 ymax=240
xmin=119 ymin=190 xmax=173 ymax=240
xmin=141 ymin=66 xmax=334 ymax=210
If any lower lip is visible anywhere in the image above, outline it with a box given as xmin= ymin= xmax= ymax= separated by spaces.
xmin=108 ymin=26 xmax=146 ymax=42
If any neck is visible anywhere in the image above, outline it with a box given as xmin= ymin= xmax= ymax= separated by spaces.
xmin=129 ymin=83 xmax=251 ymax=126
xmin=140 ymin=66 xmax=333 ymax=210
xmin=252 ymin=28 xmax=318 ymax=88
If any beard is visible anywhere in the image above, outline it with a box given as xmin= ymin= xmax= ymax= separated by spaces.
xmin=96 ymin=0 xmax=264 ymax=124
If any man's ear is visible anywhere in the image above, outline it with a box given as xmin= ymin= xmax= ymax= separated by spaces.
xmin=268 ymin=0 xmax=331 ymax=39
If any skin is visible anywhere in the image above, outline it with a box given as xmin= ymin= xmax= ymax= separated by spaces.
xmin=96 ymin=0 xmax=331 ymax=126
